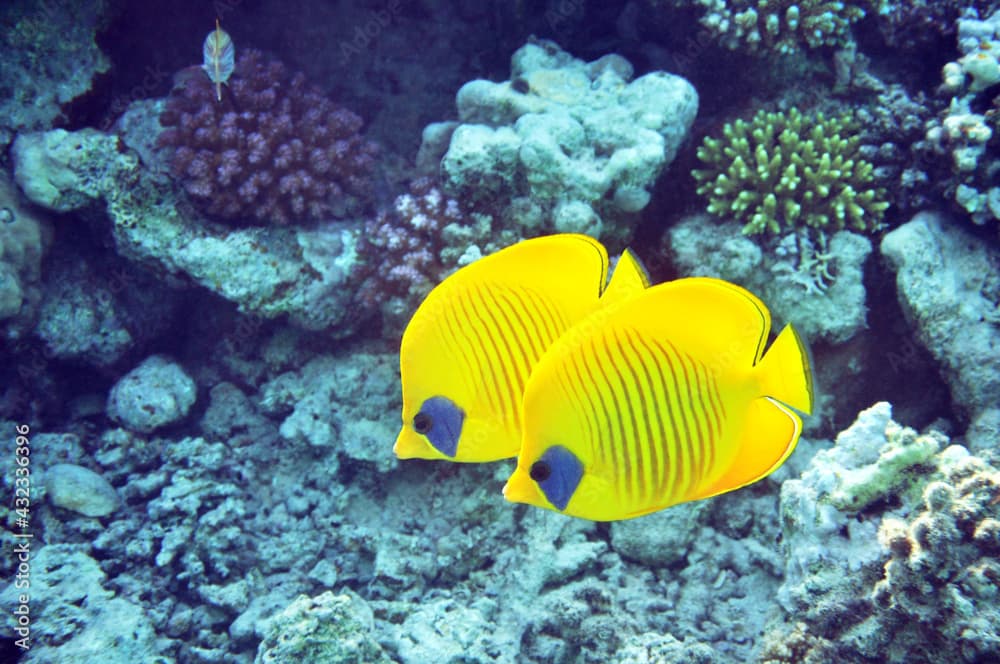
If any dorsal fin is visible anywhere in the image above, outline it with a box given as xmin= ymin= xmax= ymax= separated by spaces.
xmin=599 ymin=248 xmax=650 ymax=309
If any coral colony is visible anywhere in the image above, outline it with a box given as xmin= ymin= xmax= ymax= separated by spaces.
xmin=2 ymin=2 xmax=1000 ymax=663
xmin=158 ymin=48 xmax=378 ymax=225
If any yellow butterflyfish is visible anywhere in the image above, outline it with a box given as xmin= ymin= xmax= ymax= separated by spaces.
xmin=395 ymin=234 xmax=648 ymax=463
xmin=503 ymin=276 xmax=813 ymax=521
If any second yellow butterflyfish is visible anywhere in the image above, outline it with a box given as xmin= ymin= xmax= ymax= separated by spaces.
xmin=502 ymin=276 xmax=813 ymax=521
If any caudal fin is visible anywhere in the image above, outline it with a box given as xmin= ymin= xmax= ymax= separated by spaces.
xmin=691 ymin=322 xmax=813 ymax=502
xmin=756 ymin=324 xmax=814 ymax=414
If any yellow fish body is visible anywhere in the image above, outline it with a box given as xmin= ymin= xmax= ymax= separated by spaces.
xmin=395 ymin=234 xmax=648 ymax=463
xmin=503 ymin=277 xmax=813 ymax=521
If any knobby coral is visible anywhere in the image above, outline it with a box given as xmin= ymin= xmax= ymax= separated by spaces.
xmin=661 ymin=0 xmax=870 ymax=54
xmin=158 ymin=49 xmax=378 ymax=226
xmin=693 ymin=107 xmax=889 ymax=234
xmin=354 ymin=177 xmax=518 ymax=337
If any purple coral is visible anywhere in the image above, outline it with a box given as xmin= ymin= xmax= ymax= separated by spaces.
xmin=355 ymin=177 xmax=467 ymax=309
xmin=158 ymin=49 xmax=378 ymax=225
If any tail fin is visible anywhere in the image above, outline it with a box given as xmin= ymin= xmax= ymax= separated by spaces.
xmin=756 ymin=324 xmax=814 ymax=414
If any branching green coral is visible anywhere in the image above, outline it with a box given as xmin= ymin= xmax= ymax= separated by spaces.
xmin=692 ymin=107 xmax=889 ymax=235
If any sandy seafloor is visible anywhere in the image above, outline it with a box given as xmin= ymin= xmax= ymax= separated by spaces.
xmin=1 ymin=0 xmax=999 ymax=662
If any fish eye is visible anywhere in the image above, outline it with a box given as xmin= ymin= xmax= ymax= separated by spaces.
xmin=413 ymin=412 xmax=433 ymax=434
xmin=529 ymin=460 xmax=551 ymax=482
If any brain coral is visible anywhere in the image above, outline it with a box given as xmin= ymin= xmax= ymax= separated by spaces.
xmin=693 ymin=107 xmax=889 ymax=235
xmin=158 ymin=49 xmax=378 ymax=226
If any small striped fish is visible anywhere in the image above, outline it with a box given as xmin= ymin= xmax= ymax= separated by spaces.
xmin=202 ymin=19 xmax=234 ymax=102
xmin=503 ymin=277 xmax=813 ymax=521
xmin=394 ymin=234 xmax=648 ymax=463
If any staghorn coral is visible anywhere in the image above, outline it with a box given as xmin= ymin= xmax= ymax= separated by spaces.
xmin=158 ymin=49 xmax=378 ymax=226
xmin=693 ymin=107 xmax=890 ymax=235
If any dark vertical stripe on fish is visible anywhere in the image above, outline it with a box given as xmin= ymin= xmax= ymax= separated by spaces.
xmin=454 ymin=290 xmax=511 ymax=423
xmin=472 ymin=287 xmax=524 ymax=429
xmin=649 ymin=338 xmax=693 ymax=499
xmin=621 ymin=327 xmax=665 ymax=503
xmin=667 ymin=341 xmax=708 ymax=493
xmin=693 ymin=361 xmax=720 ymax=469
xmin=563 ymin=351 xmax=602 ymax=466
xmin=522 ymin=286 xmax=567 ymax=342
xmin=633 ymin=333 xmax=681 ymax=503
xmin=605 ymin=329 xmax=646 ymax=504
xmin=588 ymin=337 xmax=632 ymax=502
xmin=438 ymin=299 xmax=486 ymax=398
xmin=705 ymin=369 xmax=725 ymax=473
xmin=577 ymin=338 xmax=620 ymax=477
xmin=482 ymin=287 xmax=530 ymax=388
xmin=495 ymin=287 xmax=546 ymax=364
xmin=593 ymin=334 xmax=639 ymax=506
xmin=613 ymin=327 xmax=659 ymax=505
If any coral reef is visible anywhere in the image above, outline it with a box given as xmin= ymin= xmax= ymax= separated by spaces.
xmin=258 ymin=353 xmax=401 ymax=471
xmin=0 ymin=177 xmax=50 ymax=340
xmin=872 ymin=0 xmax=994 ymax=52
xmin=424 ymin=38 xmax=697 ymax=243
xmin=158 ymin=49 xmax=378 ymax=226
xmin=254 ymin=591 xmax=391 ymax=663
xmin=12 ymin=123 xmax=367 ymax=335
xmin=0 ymin=0 xmax=112 ymax=148
xmin=925 ymin=8 xmax=1000 ymax=227
xmin=33 ymin=247 xmax=179 ymax=367
xmin=881 ymin=211 xmax=1000 ymax=420
xmin=693 ymin=107 xmax=890 ymax=235
xmin=0 ymin=545 xmax=165 ymax=663
xmin=762 ymin=402 xmax=1000 ymax=663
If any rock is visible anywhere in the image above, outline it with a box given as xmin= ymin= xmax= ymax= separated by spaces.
xmin=12 ymin=129 xmax=133 ymax=212
xmin=427 ymin=38 xmax=697 ymax=242
xmin=11 ymin=125 xmax=368 ymax=335
xmin=881 ymin=211 xmax=1000 ymax=418
xmin=255 ymin=591 xmax=391 ymax=664
xmin=610 ymin=501 xmax=707 ymax=567
xmin=44 ymin=463 xmax=119 ymax=517
xmin=0 ymin=176 xmax=50 ymax=338
xmin=107 ymin=355 xmax=196 ymax=433
xmin=0 ymin=545 xmax=165 ymax=663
